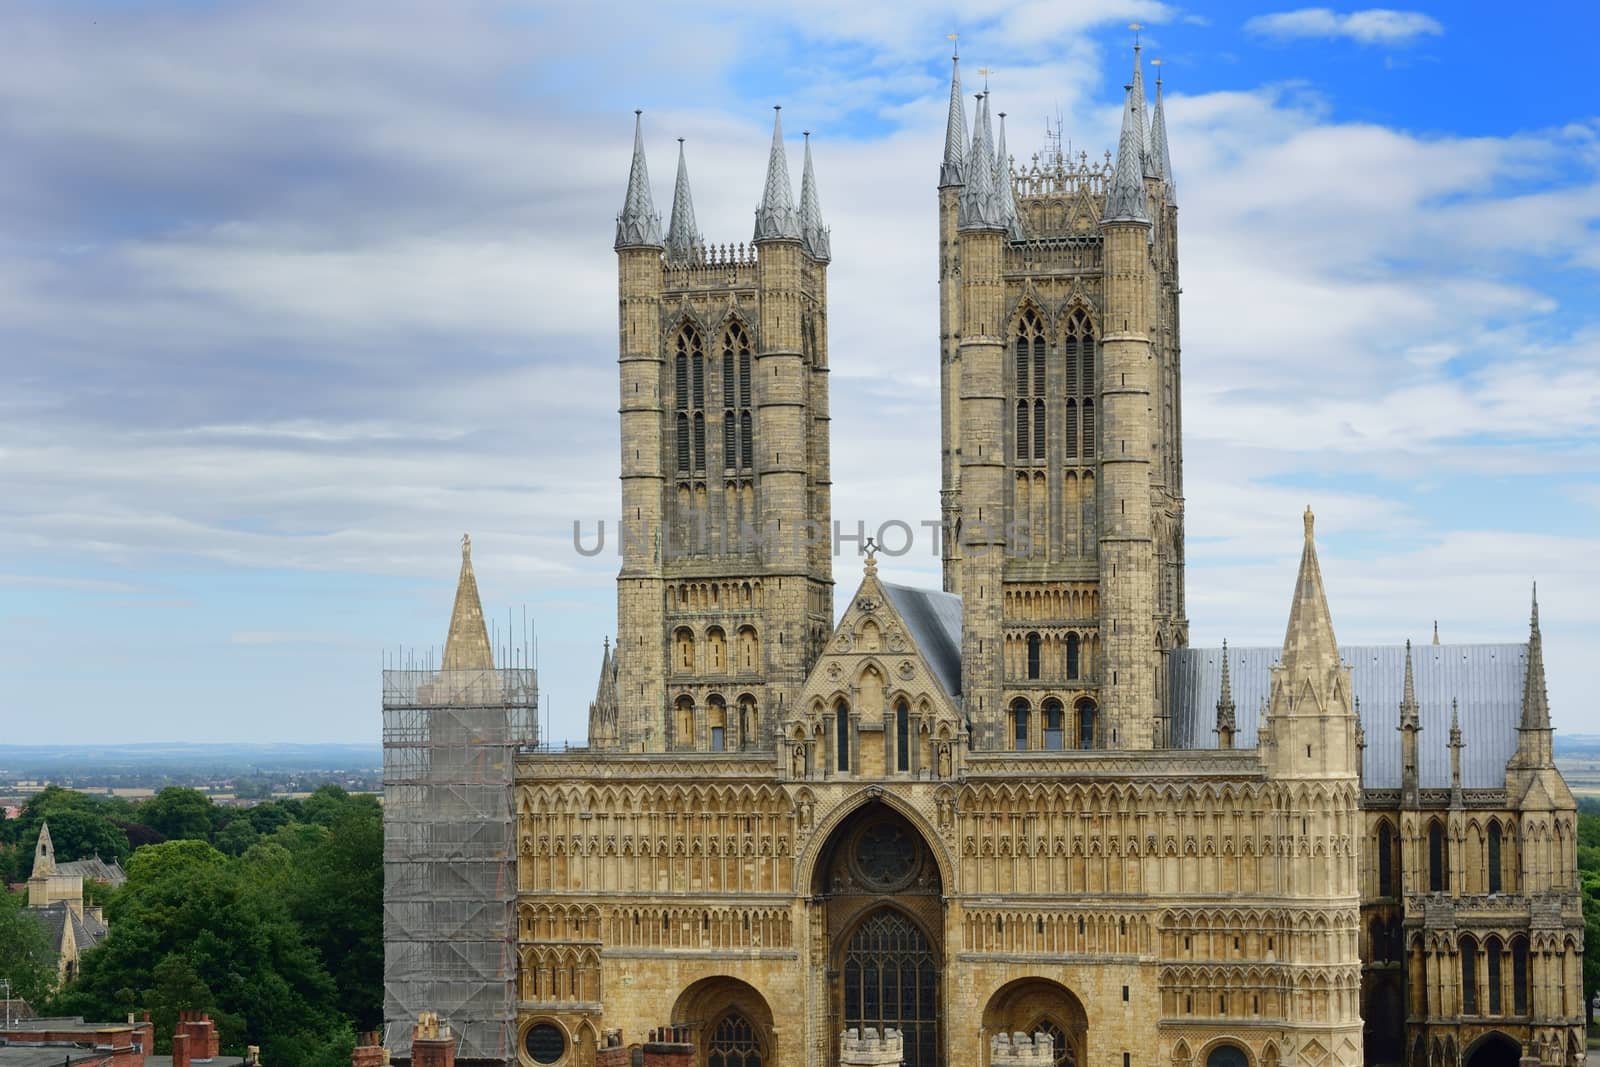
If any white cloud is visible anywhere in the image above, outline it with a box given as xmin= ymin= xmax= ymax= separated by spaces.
xmin=1244 ymin=8 xmax=1444 ymax=44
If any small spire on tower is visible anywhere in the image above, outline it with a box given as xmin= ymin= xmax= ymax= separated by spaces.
xmin=1399 ymin=639 xmax=1420 ymax=729
xmin=753 ymin=106 xmax=801 ymax=242
xmin=940 ymin=36 xmax=967 ymax=187
xmin=1103 ymin=42 xmax=1151 ymax=225
xmin=1521 ymin=580 xmax=1551 ymax=730
xmin=33 ymin=820 xmax=56 ymax=876
xmin=1215 ymin=639 xmax=1237 ymax=749
xmin=664 ymin=138 xmax=702 ymax=261
xmin=799 ymin=131 xmax=831 ymax=262
xmin=959 ymin=92 xmax=1004 ymax=231
xmin=615 ymin=110 xmax=663 ymax=250
xmin=1128 ymin=39 xmax=1157 ymax=180
xmin=1432 ymin=619 xmax=1440 ymax=645
xmin=1279 ymin=506 xmax=1340 ymax=675
xmin=1149 ymin=59 xmax=1176 ymax=199
xmin=994 ymin=112 xmax=1025 ymax=241
xmin=443 ymin=533 xmax=495 ymax=672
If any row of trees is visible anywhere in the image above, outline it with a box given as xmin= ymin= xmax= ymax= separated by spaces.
xmin=0 ymin=785 xmax=380 ymax=1066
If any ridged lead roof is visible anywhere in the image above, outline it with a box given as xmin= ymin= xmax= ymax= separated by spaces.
xmin=882 ymin=582 xmax=963 ymax=699
xmin=614 ymin=112 xmax=663 ymax=250
xmin=1170 ymin=643 xmax=1528 ymax=788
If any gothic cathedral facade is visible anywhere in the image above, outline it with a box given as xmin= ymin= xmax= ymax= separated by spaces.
xmin=391 ymin=44 xmax=1585 ymax=1067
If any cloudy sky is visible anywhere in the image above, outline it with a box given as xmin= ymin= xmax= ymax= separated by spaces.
xmin=3 ymin=2 xmax=1597 ymax=746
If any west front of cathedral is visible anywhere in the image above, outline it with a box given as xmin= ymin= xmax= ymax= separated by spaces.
xmin=380 ymin=45 xmax=1585 ymax=1067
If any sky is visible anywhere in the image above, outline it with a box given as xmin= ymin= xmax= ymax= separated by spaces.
xmin=2 ymin=1 xmax=1598 ymax=746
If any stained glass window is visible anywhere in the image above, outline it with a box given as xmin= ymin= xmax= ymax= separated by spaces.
xmin=843 ymin=909 xmax=938 ymax=1067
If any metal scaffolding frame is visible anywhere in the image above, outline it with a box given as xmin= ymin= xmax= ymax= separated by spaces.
xmin=382 ymin=668 xmax=537 ymax=1065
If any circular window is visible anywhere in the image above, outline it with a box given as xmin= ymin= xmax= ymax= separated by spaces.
xmin=525 ymin=1023 xmax=567 ymax=1065
xmin=853 ymin=821 xmax=919 ymax=890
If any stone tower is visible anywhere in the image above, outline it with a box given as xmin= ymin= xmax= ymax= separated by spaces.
xmin=940 ymin=45 xmax=1187 ymax=751
xmin=605 ymin=110 xmax=833 ymax=753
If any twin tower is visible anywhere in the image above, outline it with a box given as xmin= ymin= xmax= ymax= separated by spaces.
xmin=598 ymin=44 xmax=1187 ymax=756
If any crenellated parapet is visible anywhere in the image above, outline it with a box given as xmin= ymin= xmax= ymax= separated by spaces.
xmin=840 ymin=1027 xmax=904 ymax=1067
xmin=991 ymin=1031 xmax=1054 ymax=1067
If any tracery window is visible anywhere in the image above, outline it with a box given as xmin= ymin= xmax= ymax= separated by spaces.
xmin=706 ymin=1011 xmax=762 ymax=1067
xmin=722 ymin=323 xmax=754 ymax=471
xmin=1033 ymin=1020 xmax=1075 ymax=1067
xmin=1205 ymin=1047 xmax=1248 ymax=1067
xmin=674 ymin=326 xmax=706 ymax=472
xmin=1488 ymin=820 xmax=1503 ymax=894
xmin=1014 ymin=309 xmax=1046 ymax=463
xmin=1428 ymin=821 xmax=1448 ymax=892
xmin=1063 ymin=310 xmax=1096 ymax=459
xmin=842 ymin=909 xmax=938 ymax=1067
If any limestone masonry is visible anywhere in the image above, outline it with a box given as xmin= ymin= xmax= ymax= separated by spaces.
xmin=382 ymin=43 xmax=1584 ymax=1067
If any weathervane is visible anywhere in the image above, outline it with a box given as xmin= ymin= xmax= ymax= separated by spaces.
xmin=947 ymin=31 xmax=958 ymax=58
xmin=1130 ymin=22 xmax=1143 ymax=46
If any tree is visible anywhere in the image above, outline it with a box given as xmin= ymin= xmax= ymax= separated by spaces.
xmin=0 ymin=888 xmax=57 ymax=1005
xmin=137 ymin=788 xmax=215 ymax=842
xmin=286 ymin=805 xmax=384 ymax=1028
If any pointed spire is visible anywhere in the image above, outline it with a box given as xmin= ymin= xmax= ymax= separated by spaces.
xmin=799 ymin=132 xmax=831 ymax=261
xmin=1449 ymin=697 xmax=1464 ymax=794
xmin=1149 ymin=65 xmax=1176 ymax=200
xmin=664 ymin=138 xmax=702 ymax=262
xmin=1522 ymin=581 xmax=1551 ymax=730
xmin=1215 ymin=640 xmax=1237 ymax=749
xmin=442 ymin=533 xmax=494 ymax=671
xmin=33 ymin=820 xmax=56 ymax=877
xmin=753 ymin=107 xmax=801 ymax=242
xmin=1432 ymin=619 xmax=1440 ymax=645
xmin=1279 ymin=507 xmax=1340 ymax=675
xmin=959 ymin=93 xmax=1004 ymax=231
xmin=994 ymin=112 xmax=1025 ymax=241
xmin=615 ymin=111 xmax=663 ymax=251
xmin=940 ymin=45 xmax=967 ymax=187
xmin=1130 ymin=44 xmax=1157 ymax=179
xmin=1103 ymin=47 xmax=1151 ymax=225
xmin=1399 ymin=639 xmax=1420 ymax=729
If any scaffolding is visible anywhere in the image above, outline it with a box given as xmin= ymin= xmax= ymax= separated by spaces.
xmin=382 ymin=668 xmax=538 ymax=1065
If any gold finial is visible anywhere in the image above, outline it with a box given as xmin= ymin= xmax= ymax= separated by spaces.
xmin=1129 ymin=22 xmax=1143 ymax=47
xmin=977 ymin=66 xmax=992 ymax=90
xmin=1151 ymin=57 xmax=1163 ymax=84
xmin=947 ymin=32 xmax=958 ymax=59
xmin=1302 ymin=506 xmax=1314 ymax=542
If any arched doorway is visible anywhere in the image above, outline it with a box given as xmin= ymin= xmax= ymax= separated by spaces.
xmin=1462 ymin=1032 xmax=1520 ymax=1067
xmin=982 ymin=978 xmax=1088 ymax=1067
xmin=811 ymin=801 xmax=944 ymax=1067
xmin=672 ymin=977 xmax=774 ymax=1067
xmin=1204 ymin=1046 xmax=1248 ymax=1067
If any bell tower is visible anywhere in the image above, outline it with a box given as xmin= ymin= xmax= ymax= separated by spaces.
xmin=605 ymin=111 xmax=834 ymax=753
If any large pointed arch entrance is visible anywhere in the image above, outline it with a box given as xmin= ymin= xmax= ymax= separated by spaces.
xmin=811 ymin=800 xmax=945 ymax=1067
xmin=982 ymin=978 xmax=1088 ymax=1067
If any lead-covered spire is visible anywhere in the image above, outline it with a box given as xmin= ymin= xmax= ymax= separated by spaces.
xmin=753 ymin=107 xmax=801 ymax=242
xmin=615 ymin=111 xmax=663 ymax=250
xmin=799 ymin=131 xmax=831 ymax=261
xmin=1131 ymin=46 xmax=1157 ymax=179
xmin=1215 ymin=640 xmax=1237 ymax=749
xmin=1150 ymin=68 xmax=1175 ymax=200
xmin=1399 ymin=639 xmax=1420 ymax=730
xmin=664 ymin=139 xmax=702 ymax=261
xmin=994 ymin=111 xmax=1025 ymax=241
xmin=1102 ymin=48 xmax=1151 ymax=225
xmin=940 ymin=47 xmax=967 ymax=187
xmin=959 ymin=93 xmax=1004 ymax=231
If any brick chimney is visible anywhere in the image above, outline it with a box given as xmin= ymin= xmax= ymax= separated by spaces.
xmin=180 ymin=1010 xmax=219 ymax=1059
xmin=172 ymin=1031 xmax=192 ymax=1067
xmin=641 ymin=1025 xmax=695 ymax=1067
xmin=353 ymin=1029 xmax=392 ymax=1067
xmin=411 ymin=1012 xmax=456 ymax=1067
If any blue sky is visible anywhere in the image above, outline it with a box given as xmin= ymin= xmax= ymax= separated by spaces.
xmin=2 ymin=2 xmax=1598 ymax=745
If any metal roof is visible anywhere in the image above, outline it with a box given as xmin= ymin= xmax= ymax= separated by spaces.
xmin=1170 ymin=644 xmax=1527 ymax=789
xmin=881 ymin=582 xmax=963 ymax=700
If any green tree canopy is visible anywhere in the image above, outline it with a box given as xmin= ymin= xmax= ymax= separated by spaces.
xmin=137 ymin=787 xmax=215 ymax=842
xmin=0 ymin=888 xmax=57 ymax=1005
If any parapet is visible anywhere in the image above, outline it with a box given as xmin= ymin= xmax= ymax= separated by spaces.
xmin=991 ymin=1031 xmax=1055 ymax=1067
xmin=841 ymin=1027 xmax=904 ymax=1067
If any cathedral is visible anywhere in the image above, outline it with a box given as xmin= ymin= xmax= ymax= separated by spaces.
xmin=381 ymin=43 xmax=1584 ymax=1067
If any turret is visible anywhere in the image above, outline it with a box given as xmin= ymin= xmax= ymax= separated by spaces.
xmin=1095 ymin=47 xmax=1157 ymax=747
xmin=938 ymin=45 xmax=966 ymax=592
xmin=955 ymin=91 xmax=1009 ymax=744
xmin=588 ymin=637 xmax=620 ymax=749
xmin=613 ymin=111 xmax=667 ymax=750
